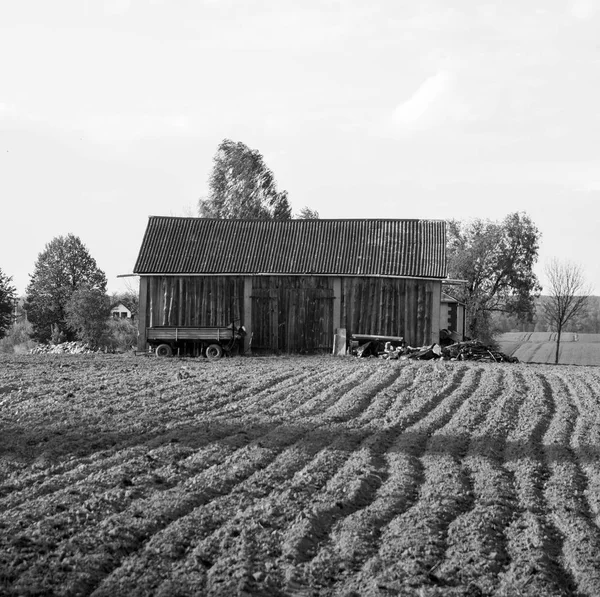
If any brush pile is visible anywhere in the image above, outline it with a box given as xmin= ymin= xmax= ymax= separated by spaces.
xmin=440 ymin=340 xmax=518 ymax=363
xmin=29 ymin=341 xmax=96 ymax=355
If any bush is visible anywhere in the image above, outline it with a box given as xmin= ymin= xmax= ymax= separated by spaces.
xmin=104 ymin=317 xmax=137 ymax=352
xmin=0 ymin=319 xmax=38 ymax=354
xmin=65 ymin=288 xmax=111 ymax=348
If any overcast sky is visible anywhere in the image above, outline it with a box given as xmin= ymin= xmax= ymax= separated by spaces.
xmin=2 ymin=0 xmax=599 ymax=296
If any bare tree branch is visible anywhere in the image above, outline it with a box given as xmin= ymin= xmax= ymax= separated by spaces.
xmin=543 ymin=258 xmax=591 ymax=364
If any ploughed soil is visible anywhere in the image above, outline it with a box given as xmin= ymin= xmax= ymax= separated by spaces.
xmin=1 ymin=353 xmax=600 ymax=596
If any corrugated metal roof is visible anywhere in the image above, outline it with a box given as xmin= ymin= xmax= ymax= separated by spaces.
xmin=133 ymin=217 xmax=447 ymax=278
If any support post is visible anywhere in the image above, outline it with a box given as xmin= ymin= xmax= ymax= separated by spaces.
xmin=243 ymin=276 xmax=252 ymax=354
xmin=332 ymin=277 xmax=341 ymax=332
xmin=431 ymin=280 xmax=442 ymax=345
xmin=137 ymin=276 xmax=149 ymax=352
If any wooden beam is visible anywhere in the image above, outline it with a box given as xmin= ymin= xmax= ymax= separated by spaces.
xmin=137 ymin=277 xmax=149 ymax=352
xmin=243 ymin=276 xmax=252 ymax=354
xmin=352 ymin=333 xmax=404 ymax=342
xmin=332 ymin=277 xmax=341 ymax=332
xmin=431 ymin=280 xmax=442 ymax=344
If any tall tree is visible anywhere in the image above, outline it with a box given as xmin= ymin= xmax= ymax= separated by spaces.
xmin=447 ymin=212 xmax=542 ymax=343
xmin=543 ymin=258 xmax=590 ymax=364
xmin=199 ymin=139 xmax=292 ymax=220
xmin=25 ymin=234 xmax=107 ymax=343
xmin=0 ymin=268 xmax=16 ymax=339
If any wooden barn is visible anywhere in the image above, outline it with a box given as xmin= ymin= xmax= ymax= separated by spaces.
xmin=133 ymin=217 xmax=448 ymax=354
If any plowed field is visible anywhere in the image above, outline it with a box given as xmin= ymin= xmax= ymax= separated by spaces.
xmin=1 ymin=353 xmax=600 ymax=596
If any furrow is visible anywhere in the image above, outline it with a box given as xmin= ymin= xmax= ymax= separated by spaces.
xmin=542 ymin=372 xmax=600 ymax=596
xmin=495 ymin=370 xmax=576 ymax=597
xmin=300 ymin=364 xmax=479 ymax=594
xmin=91 ymin=427 xmax=362 ymax=597
xmin=6 ymin=360 xmax=397 ymax=595
xmin=564 ymin=374 xmax=600 ymax=528
xmin=7 ymin=422 xmax=309 ymax=595
xmin=341 ymin=363 xmax=498 ymax=595
xmin=0 ymin=363 xmax=358 ymax=512
xmin=93 ymin=364 xmax=424 ymax=596
xmin=199 ymin=366 xmax=321 ymax=418
xmin=435 ymin=368 xmax=524 ymax=594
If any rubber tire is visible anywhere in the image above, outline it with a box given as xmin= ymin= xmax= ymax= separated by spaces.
xmin=206 ymin=343 xmax=223 ymax=360
xmin=155 ymin=343 xmax=173 ymax=357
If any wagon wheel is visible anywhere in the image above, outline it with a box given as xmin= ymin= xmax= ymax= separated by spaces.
xmin=206 ymin=343 xmax=223 ymax=360
xmin=155 ymin=343 xmax=173 ymax=358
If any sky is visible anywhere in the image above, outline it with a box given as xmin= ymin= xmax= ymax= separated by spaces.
xmin=1 ymin=0 xmax=599 ymax=296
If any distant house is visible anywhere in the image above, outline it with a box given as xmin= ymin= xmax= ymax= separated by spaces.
xmin=111 ymin=302 xmax=133 ymax=320
xmin=132 ymin=217 xmax=449 ymax=353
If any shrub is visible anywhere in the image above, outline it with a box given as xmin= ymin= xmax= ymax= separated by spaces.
xmin=0 ymin=319 xmax=38 ymax=354
xmin=65 ymin=288 xmax=111 ymax=348
xmin=104 ymin=317 xmax=137 ymax=352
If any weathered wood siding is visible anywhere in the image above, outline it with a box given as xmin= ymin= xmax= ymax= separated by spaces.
xmin=340 ymin=277 xmax=437 ymax=347
xmin=251 ymin=276 xmax=334 ymax=352
xmin=139 ymin=274 xmax=440 ymax=353
xmin=144 ymin=276 xmax=244 ymax=329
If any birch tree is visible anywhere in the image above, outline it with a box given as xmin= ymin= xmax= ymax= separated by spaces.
xmin=199 ymin=139 xmax=292 ymax=220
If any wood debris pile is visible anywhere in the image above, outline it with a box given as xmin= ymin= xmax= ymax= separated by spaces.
xmin=353 ymin=337 xmax=517 ymax=363
xmin=440 ymin=340 xmax=518 ymax=363
xmin=29 ymin=341 xmax=97 ymax=355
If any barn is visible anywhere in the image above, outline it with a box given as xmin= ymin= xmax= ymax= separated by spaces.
xmin=133 ymin=217 xmax=448 ymax=354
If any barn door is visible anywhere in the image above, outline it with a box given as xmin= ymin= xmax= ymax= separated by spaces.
xmin=285 ymin=287 xmax=334 ymax=353
xmin=251 ymin=284 xmax=334 ymax=353
xmin=251 ymin=288 xmax=279 ymax=351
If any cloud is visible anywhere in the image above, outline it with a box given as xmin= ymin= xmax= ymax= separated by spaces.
xmin=0 ymin=102 xmax=16 ymax=115
xmin=570 ymin=0 xmax=596 ymax=19
xmin=102 ymin=0 xmax=131 ymax=16
xmin=392 ymin=71 xmax=454 ymax=127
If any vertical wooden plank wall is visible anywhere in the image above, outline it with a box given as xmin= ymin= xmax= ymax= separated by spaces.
xmin=140 ymin=274 xmax=442 ymax=352
xmin=340 ymin=277 xmax=440 ymax=346
xmin=145 ymin=276 xmax=244 ymax=331
xmin=250 ymin=276 xmax=335 ymax=352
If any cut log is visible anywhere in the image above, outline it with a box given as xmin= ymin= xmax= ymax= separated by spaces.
xmin=352 ymin=333 xmax=404 ymax=343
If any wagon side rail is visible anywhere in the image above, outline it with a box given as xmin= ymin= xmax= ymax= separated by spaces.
xmin=146 ymin=326 xmax=238 ymax=342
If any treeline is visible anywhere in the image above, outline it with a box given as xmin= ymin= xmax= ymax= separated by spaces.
xmin=493 ymin=296 xmax=600 ymax=334
xmin=0 ymin=234 xmax=139 ymax=354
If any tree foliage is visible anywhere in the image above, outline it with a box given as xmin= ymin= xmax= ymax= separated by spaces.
xmin=0 ymin=318 xmax=37 ymax=354
xmin=199 ymin=139 xmax=292 ymax=220
xmin=296 ymin=206 xmax=320 ymax=220
xmin=65 ymin=287 xmax=111 ymax=348
xmin=0 ymin=268 xmax=16 ymax=339
xmin=25 ymin=234 xmax=107 ymax=343
xmin=542 ymin=258 xmax=590 ymax=364
xmin=446 ymin=212 xmax=542 ymax=343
